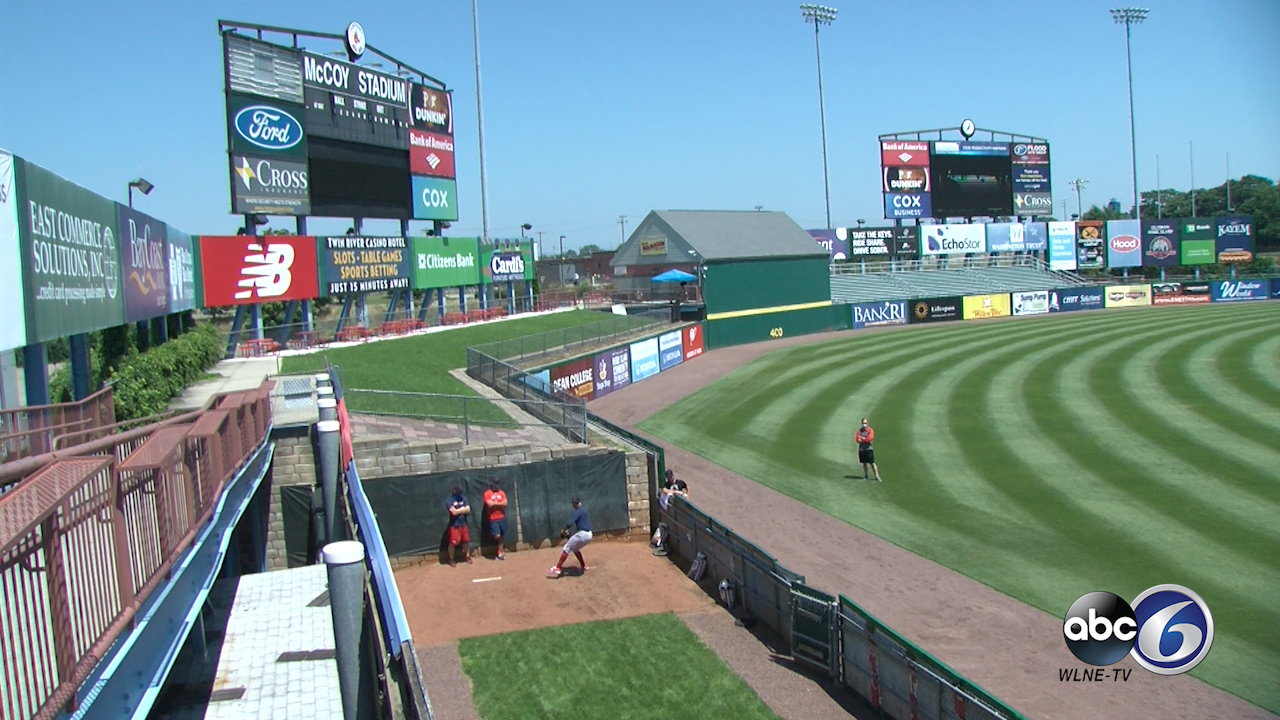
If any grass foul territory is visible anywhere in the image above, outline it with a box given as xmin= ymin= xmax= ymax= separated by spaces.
xmin=458 ymin=613 xmax=781 ymax=720
xmin=279 ymin=310 xmax=621 ymax=423
xmin=640 ymin=302 xmax=1280 ymax=714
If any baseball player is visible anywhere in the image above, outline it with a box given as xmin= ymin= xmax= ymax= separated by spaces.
xmin=548 ymin=497 xmax=592 ymax=577
xmin=483 ymin=479 xmax=508 ymax=560
xmin=856 ymin=418 xmax=881 ymax=482
xmin=445 ymin=486 xmax=473 ymax=566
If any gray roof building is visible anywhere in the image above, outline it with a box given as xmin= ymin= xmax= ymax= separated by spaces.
xmin=611 ymin=210 xmax=826 ymax=267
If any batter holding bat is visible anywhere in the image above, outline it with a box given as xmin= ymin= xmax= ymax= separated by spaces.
xmin=548 ymin=497 xmax=592 ymax=577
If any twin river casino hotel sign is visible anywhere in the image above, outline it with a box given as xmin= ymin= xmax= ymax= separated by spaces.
xmin=323 ymin=236 xmax=410 ymax=295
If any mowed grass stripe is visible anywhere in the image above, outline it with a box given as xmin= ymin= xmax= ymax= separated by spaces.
xmin=1184 ymin=325 xmax=1280 ymax=433
xmin=638 ymin=303 xmax=1280 ymax=714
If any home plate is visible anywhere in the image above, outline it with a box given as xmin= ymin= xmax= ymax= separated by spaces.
xmin=472 ymin=576 xmax=502 ymax=584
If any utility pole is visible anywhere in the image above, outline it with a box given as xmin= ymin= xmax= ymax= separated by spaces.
xmin=1226 ymin=151 xmax=1232 ymax=211
xmin=1155 ymin=154 xmax=1161 ymax=219
xmin=559 ymin=235 xmax=566 ymax=285
xmin=1111 ymin=7 xmax=1148 ymax=221
xmin=1190 ymin=140 xmax=1196 ymax=217
xmin=618 ymin=215 xmax=627 ymax=246
xmin=1068 ymin=178 xmax=1089 ymax=217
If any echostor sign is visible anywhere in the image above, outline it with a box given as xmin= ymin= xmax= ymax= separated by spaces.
xmin=921 ymin=224 xmax=984 ymax=255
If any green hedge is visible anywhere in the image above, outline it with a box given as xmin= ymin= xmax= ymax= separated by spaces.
xmin=107 ymin=323 xmax=224 ymax=421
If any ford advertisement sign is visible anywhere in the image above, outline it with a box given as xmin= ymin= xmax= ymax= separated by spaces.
xmin=1210 ymin=280 xmax=1268 ymax=303
xmin=851 ymin=301 xmax=907 ymax=329
xmin=1048 ymin=287 xmax=1105 ymax=313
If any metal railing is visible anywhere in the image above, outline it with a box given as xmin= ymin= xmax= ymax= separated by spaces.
xmin=343 ymin=388 xmax=587 ymax=444
xmin=0 ymin=383 xmax=273 ymax=720
xmin=0 ymin=388 xmax=116 ymax=467
xmin=468 ymin=309 xmax=668 ymax=366
xmin=830 ymin=254 xmax=1053 ymax=275
xmin=464 ymin=350 xmax=588 ymax=444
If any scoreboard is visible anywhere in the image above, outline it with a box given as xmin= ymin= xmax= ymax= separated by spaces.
xmin=301 ymin=52 xmax=412 ymax=149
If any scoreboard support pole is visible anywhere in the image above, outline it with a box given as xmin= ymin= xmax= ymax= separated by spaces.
xmin=299 ymin=216 xmax=314 ymax=332
xmin=23 ymin=343 xmax=50 ymax=406
xmin=436 ymin=290 xmax=446 ymax=319
xmin=506 ymin=281 xmax=516 ymax=315
xmin=458 ymin=287 xmax=467 ymax=314
xmin=418 ymin=290 xmax=432 ymax=323
xmin=400 ymin=220 xmax=415 ymax=319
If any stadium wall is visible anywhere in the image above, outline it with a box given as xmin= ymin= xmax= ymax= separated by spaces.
xmin=703 ymin=256 xmax=831 ymax=314
xmin=705 ymin=303 xmax=845 ymax=349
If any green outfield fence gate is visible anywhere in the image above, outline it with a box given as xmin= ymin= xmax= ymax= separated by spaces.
xmin=791 ymin=584 xmax=839 ymax=679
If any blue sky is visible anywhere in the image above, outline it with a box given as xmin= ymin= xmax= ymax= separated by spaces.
xmin=1 ymin=1 xmax=1276 ymax=251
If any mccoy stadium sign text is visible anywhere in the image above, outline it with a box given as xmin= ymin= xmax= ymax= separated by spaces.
xmin=303 ymin=54 xmax=407 ymax=105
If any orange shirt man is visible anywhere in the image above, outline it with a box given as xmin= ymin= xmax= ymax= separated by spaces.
xmin=483 ymin=479 xmax=509 ymax=560
xmin=856 ymin=418 xmax=881 ymax=483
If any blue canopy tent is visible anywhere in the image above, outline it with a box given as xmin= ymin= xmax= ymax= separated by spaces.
xmin=651 ymin=269 xmax=697 ymax=283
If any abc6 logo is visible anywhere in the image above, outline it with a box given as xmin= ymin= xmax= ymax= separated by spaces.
xmin=1063 ymin=584 xmax=1213 ymax=674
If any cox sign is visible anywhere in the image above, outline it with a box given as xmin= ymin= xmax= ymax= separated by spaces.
xmin=234 ymin=105 xmax=303 ymax=151
xmin=412 ymin=176 xmax=459 ymax=221
xmin=884 ymin=192 xmax=932 ymax=219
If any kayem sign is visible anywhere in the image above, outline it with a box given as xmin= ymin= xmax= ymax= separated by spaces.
xmin=658 ymin=330 xmax=684 ymax=371
xmin=592 ymin=347 xmax=631 ymax=399
xmin=851 ymin=301 xmax=907 ymax=329
xmin=21 ymin=161 xmax=125 ymax=342
xmin=920 ymin=224 xmax=984 ymax=255
xmin=1215 ymin=216 xmax=1254 ymax=264
xmin=962 ymin=294 xmax=1011 ymax=320
xmin=0 ymin=150 xmax=26 ymax=351
xmin=1151 ymin=282 xmax=1210 ymax=305
xmin=909 ymin=297 xmax=961 ymax=323
xmin=1012 ymin=290 xmax=1050 ymax=316
xmin=411 ymin=236 xmax=480 ymax=289
xmin=682 ymin=324 xmax=704 ymax=361
xmin=630 ymin=337 xmax=660 ymax=382
xmin=322 ymin=236 xmax=410 ymax=295
xmin=1103 ymin=284 xmax=1151 ymax=308
xmin=1106 ymin=220 xmax=1142 ymax=268
xmin=411 ymin=176 xmax=458 ymax=221
xmin=118 ymin=205 xmax=169 ymax=322
xmin=1210 ymin=279 xmax=1268 ymax=303
xmin=199 ymin=235 xmax=319 ymax=306
xmin=550 ymin=357 xmax=594 ymax=401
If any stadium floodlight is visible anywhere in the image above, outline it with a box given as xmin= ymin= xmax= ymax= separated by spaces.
xmin=1068 ymin=178 xmax=1089 ymax=217
xmin=1111 ymin=7 xmax=1148 ymax=220
xmin=520 ymin=223 xmax=532 ymax=238
xmin=127 ymin=178 xmax=154 ymax=208
xmin=800 ymin=4 xmax=838 ymax=230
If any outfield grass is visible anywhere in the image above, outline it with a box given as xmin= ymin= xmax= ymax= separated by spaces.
xmin=458 ymin=613 xmax=780 ymax=720
xmin=639 ymin=302 xmax=1280 ymax=713
xmin=279 ymin=310 xmax=642 ymax=423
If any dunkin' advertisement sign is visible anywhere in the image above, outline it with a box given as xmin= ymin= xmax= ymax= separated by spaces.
xmin=550 ymin=357 xmax=594 ymax=400
xmin=199 ymin=235 xmax=319 ymax=306
xmin=682 ymin=324 xmax=705 ymax=361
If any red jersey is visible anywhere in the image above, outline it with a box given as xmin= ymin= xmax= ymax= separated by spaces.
xmin=483 ymin=489 xmax=507 ymax=521
xmin=856 ymin=426 xmax=874 ymax=447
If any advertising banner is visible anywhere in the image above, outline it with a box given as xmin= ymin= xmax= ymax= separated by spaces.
xmin=1210 ymin=279 xmax=1268 ymax=303
xmin=411 ymin=236 xmax=480 ymax=289
xmin=301 ymin=52 xmax=410 ymax=149
xmin=1048 ymin=287 xmax=1105 ymax=313
xmin=1271 ymin=277 xmax=1280 ymax=300
xmin=1048 ymin=221 xmax=1077 ymax=271
xmin=1076 ymin=221 xmax=1105 ymax=269
xmin=909 ymin=297 xmax=961 ymax=324
xmin=411 ymin=176 xmax=459 ymax=221
xmin=1012 ymin=290 xmax=1050 ymax=316
xmin=550 ymin=357 xmax=595 ymax=401
xmin=1215 ymin=216 xmax=1254 ymax=264
xmin=682 ymin=324 xmax=704 ymax=361
xmin=322 ymin=236 xmax=410 ymax=295
xmin=1105 ymin=220 xmax=1142 ymax=269
xmin=962 ymin=293 xmax=1012 ymax=320
xmin=891 ymin=227 xmax=919 ymax=259
xmin=21 ymin=161 xmax=125 ymax=342
xmin=0 ymin=150 xmax=27 ymax=350
xmin=639 ymin=237 xmax=666 ymax=256
xmin=629 ymin=337 xmax=660 ymax=382
xmin=932 ymin=141 xmax=1009 ymax=156
xmin=1013 ymin=192 xmax=1054 ymax=217
xmin=986 ymin=222 xmax=1046 ymax=253
xmin=1151 ymin=282 xmax=1211 ymax=306
xmin=117 ymin=205 xmax=169 ymax=322
xmin=199 ymin=235 xmax=319 ymax=306
xmin=807 ymin=229 xmax=847 ymax=262
xmin=230 ymin=155 xmax=310 ymax=216
xmin=226 ymin=93 xmax=307 ymax=160
xmin=592 ymin=347 xmax=631 ymax=399
xmin=851 ymin=300 xmax=908 ymax=328
xmin=1103 ymin=284 xmax=1151 ymax=308
xmin=881 ymin=141 xmax=930 ymax=167
xmin=480 ymin=240 xmax=534 ymax=284
xmin=1141 ymin=220 xmax=1180 ymax=267
xmin=408 ymin=129 xmax=456 ymax=178
xmin=167 ymin=229 xmax=196 ymax=313
xmin=658 ymin=330 xmax=684 ymax=371
xmin=840 ymin=227 xmax=893 ymax=259
xmin=883 ymin=166 xmax=929 ymax=193
xmin=1179 ymin=220 xmax=1216 ymax=265
xmin=1012 ymin=164 xmax=1051 ymax=194
xmin=884 ymin=192 xmax=931 ymax=219
xmin=409 ymin=84 xmax=453 ymax=134
xmin=920 ymin=224 xmax=984 ymax=255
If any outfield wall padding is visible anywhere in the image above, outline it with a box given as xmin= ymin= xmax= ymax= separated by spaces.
xmin=705 ymin=303 xmax=842 ymax=349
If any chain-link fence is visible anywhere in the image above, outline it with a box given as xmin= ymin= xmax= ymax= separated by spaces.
xmin=468 ymin=309 xmax=669 ymax=366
